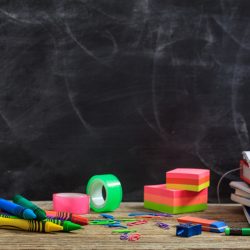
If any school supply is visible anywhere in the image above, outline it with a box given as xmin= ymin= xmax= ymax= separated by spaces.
xmin=46 ymin=210 xmax=88 ymax=225
xmin=166 ymin=168 xmax=210 ymax=192
xmin=112 ymin=229 xmax=137 ymax=234
xmin=229 ymin=181 xmax=250 ymax=198
xmin=13 ymin=195 xmax=46 ymax=220
xmin=0 ymin=198 xmax=36 ymax=219
xmin=156 ymin=222 xmax=169 ymax=230
xmin=242 ymin=206 xmax=250 ymax=224
xmin=120 ymin=233 xmax=129 ymax=240
xmin=0 ymin=212 xmax=81 ymax=232
xmin=86 ymin=174 xmax=122 ymax=212
xmin=225 ymin=227 xmax=250 ymax=236
xmin=127 ymin=220 xmax=147 ymax=226
xmin=46 ymin=218 xmax=82 ymax=231
xmin=177 ymin=216 xmax=227 ymax=233
xmin=240 ymin=159 xmax=250 ymax=184
xmin=89 ymin=220 xmax=116 ymax=225
xmin=176 ymin=223 xmax=202 ymax=237
xmin=53 ymin=193 xmax=90 ymax=214
xmin=231 ymin=193 xmax=250 ymax=207
xmin=242 ymin=151 xmax=250 ymax=167
xmin=128 ymin=212 xmax=172 ymax=217
xmin=0 ymin=217 xmax=63 ymax=233
xmin=144 ymin=184 xmax=208 ymax=214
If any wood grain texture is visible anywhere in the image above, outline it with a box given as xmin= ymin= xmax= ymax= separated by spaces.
xmin=0 ymin=202 xmax=249 ymax=250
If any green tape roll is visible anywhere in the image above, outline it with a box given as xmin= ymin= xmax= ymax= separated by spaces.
xmin=86 ymin=174 xmax=123 ymax=212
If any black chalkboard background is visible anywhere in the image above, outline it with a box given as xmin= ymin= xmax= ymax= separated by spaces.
xmin=0 ymin=0 xmax=249 ymax=202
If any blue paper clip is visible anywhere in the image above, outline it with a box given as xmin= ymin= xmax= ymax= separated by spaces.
xmin=105 ymin=223 xmax=127 ymax=228
xmin=100 ymin=214 xmax=115 ymax=220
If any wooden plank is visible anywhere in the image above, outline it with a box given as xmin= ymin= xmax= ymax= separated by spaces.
xmin=0 ymin=202 xmax=249 ymax=249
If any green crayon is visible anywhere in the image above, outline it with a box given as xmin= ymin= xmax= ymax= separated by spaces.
xmin=0 ymin=213 xmax=81 ymax=232
xmin=46 ymin=218 xmax=82 ymax=232
xmin=13 ymin=195 xmax=46 ymax=220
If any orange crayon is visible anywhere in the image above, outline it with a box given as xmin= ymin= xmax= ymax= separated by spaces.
xmin=46 ymin=210 xmax=88 ymax=225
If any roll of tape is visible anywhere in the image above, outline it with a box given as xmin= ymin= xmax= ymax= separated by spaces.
xmin=86 ymin=174 xmax=123 ymax=212
xmin=53 ymin=193 xmax=90 ymax=215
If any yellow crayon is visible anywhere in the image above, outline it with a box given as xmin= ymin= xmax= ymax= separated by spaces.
xmin=0 ymin=217 xmax=63 ymax=233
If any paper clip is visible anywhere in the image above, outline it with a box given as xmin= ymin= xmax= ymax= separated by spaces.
xmin=105 ymin=223 xmax=127 ymax=228
xmin=115 ymin=219 xmax=137 ymax=222
xmin=127 ymin=220 xmax=147 ymax=226
xmin=156 ymin=222 xmax=170 ymax=230
xmin=89 ymin=220 xmax=116 ymax=225
xmin=112 ymin=229 xmax=137 ymax=234
xmin=128 ymin=212 xmax=172 ymax=217
xmin=120 ymin=233 xmax=129 ymax=240
xmin=128 ymin=233 xmax=141 ymax=241
xmin=100 ymin=214 xmax=115 ymax=220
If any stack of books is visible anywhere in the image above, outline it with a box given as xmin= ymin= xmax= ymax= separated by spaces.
xmin=230 ymin=151 xmax=250 ymax=223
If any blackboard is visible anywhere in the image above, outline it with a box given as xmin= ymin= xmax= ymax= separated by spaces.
xmin=0 ymin=0 xmax=249 ymax=202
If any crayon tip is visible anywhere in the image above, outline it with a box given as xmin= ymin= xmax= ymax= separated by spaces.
xmin=46 ymin=222 xmax=63 ymax=232
xmin=23 ymin=209 xmax=37 ymax=219
xmin=63 ymin=221 xmax=82 ymax=231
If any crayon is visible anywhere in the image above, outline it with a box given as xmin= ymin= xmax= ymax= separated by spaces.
xmin=0 ymin=213 xmax=81 ymax=232
xmin=46 ymin=210 xmax=88 ymax=225
xmin=0 ymin=198 xmax=36 ymax=219
xmin=225 ymin=228 xmax=250 ymax=236
xmin=0 ymin=217 xmax=63 ymax=233
xmin=13 ymin=195 xmax=46 ymax=220
xmin=46 ymin=218 xmax=82 ymax=232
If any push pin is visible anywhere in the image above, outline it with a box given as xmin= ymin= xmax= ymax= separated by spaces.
xmin=176 ymin=223 xmax=202 ymax=237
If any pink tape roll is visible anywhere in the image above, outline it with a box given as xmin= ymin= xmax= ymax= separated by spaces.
xmin=53 ymin=193 xmax=90 ymax=215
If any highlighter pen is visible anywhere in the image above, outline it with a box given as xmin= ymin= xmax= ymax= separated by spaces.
xmin=225 ymin=228 xmax=250 ymax=236
xmin=0 ymin=213 xmax=81 ymax=232
xmin=0 ymin=198 xmax=36 ymax=219
xmin=13 ymin=195 xmax=46 ymax=220
xmin=46 ymin=210 xmax=88 ymax=225
xmin=0 ymin=217 xmax=63 ymax=233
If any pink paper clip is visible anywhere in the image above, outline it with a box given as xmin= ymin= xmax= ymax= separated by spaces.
xmin=127 ymin=220 xmax=148 ymax=226
xmin=128 ymin=233 xmax=141 ymax=241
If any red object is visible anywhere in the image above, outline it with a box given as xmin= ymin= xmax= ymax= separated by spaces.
xmin=46 ymin=210 xmax=88 ymax=225
xmin=127 ymin=220 xmax=147 ymax=226
xmin=128 ymin=233 xmax=141 ymax=241
xmin=240 ymin=160 xmax=250 ymax=184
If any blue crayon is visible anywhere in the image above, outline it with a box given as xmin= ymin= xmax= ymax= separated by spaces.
xmin=0 ymin=198 xmax=36 ymax=219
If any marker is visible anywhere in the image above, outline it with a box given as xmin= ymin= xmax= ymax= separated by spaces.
xmin=225 ymin=228 xmax=250 ymax=236
xmin=0 ymin=198 xmax=36 ymax=219
xmin=46 ymin=210 xmax=88 ymax=225
xmin=13 ymin=195 xmax=46 ymax=220
xmin=0 ymin=213 xmax=81 ymax=232
xmin=0 ymin=217 xmax=63 ymax=233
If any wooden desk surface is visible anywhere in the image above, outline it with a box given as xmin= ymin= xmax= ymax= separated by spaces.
xmin=1 ymin=202 xmax=250 ymax=250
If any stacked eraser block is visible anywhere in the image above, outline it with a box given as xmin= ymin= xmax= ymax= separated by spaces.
xmin=144 ymin=184 xmax=208 ymax=214
xmin=144 ymin=168 xmax=210 ymax=214
xmin=166 ymin=168 xmax=210 ymax=192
